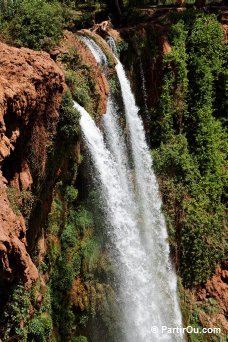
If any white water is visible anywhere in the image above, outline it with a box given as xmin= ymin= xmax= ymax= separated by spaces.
xmin=78 ymin=37 xmax=183 ymax=341
xmin=106 ymin=36 xmax=118 ymax=57
xmin=103 ymin=96 xmax=132 ymax=198
xmin=115 ymin=59 xmax=183 ymax=341
xmin=80 ymin=35 xmax=107 ymax=65
xmin=77 ymin=101 xmax=160 ymax=341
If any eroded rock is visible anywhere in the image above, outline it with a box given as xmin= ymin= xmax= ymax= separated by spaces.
xmin=0 ymin=42 xmax=65 ymax=287
xmin=0 ymin=172 xmax=38 ymax=286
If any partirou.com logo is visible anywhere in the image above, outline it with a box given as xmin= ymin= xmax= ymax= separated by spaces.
xmin=151 ymin=325 xmax=221 ymax=335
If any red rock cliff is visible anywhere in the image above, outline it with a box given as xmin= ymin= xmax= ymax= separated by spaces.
xmin=0 ymin=42 xmax=65 ymax=286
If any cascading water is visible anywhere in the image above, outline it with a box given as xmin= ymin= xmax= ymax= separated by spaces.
xmin=79 ymin=36 xmax=183 ymax=341
xmin=106 ymin=36 xmax=118 ymax=57
xmin=76 ymin=101 xmax=161 ymax=341
xmin=80 ymin=35 xmax=107 ymax=65
xmin=114 ymin=43 xmax=183 ymax=340
xmin=103 ymin=96 xmax=133 ymax=198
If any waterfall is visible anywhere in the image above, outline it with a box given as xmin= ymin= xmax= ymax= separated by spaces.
xmin=80 ymin=35 xmax=107 ymax=65
xmin=106 ymin=36 xmax=118 ymax=57
xmin=103 ymin=95 xmax=133 ymax=200
xmin=76 ymin=101 xmax=160 ymax=341
xmin=115 ymin=56 xmax=183 ymax=341
xmin=78 ymin=37 xmax=183 ymax=341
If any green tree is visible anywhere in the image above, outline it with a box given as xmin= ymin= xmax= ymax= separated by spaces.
xmin=2 ymin=0 xmax=63 ymax=50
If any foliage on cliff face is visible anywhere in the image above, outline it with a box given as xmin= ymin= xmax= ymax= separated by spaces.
xmin=0 ymin=282 xmax=53 ymax=341
xmin=45 ymin=179 xmax=119 ymax=341
xmin=152 ymin=13 xmax=227 ymax=288
xmin=140 ymin=15 xmax=227 ymax=339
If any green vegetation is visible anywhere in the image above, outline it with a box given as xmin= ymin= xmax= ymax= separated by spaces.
xmin=47 ymin=181 xmax=118 ymax=341
xmin=74 ymin=337 xmax=88 ymax=342
xmin=7 ymin=186 xmax=35 ymax=221
xmin=59 ymin=90 xmax=80 ymax=140
xmin=0 ymin=0 xmax=223 ymax=51
xmin=58 ymin=45 xmax=104 ymax=116
xmin=0 ymin=283 xmax=53 ymax=341
xmin=150 ymin=13 xmax=227 ymax=287
xmin=0 ymin=0 xmax=63 ymax=50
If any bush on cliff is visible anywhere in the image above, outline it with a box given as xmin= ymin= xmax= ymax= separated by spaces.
xmin=59 ymin=90 xmax=80 ymax=140
xmin=0 ymin=0 xmax=63 ymax=50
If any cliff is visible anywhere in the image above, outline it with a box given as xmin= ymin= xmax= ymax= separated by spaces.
xmin=0 ymin=30 xmax=111 ymax=290
xmin=0 ymin=42 xmax=65 ymax=287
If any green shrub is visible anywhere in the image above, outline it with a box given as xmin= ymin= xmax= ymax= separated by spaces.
xmin=74 ymin=86 xmax=91 ymax=109
xmin=48 ymin=197 xmax=63 ymax=235
xmin=65 ymin=185 xmax=78 ymax=203
xmin=53 ymin=253 xmax=80 ymax=292
xmin=0 ymin=283 xmax=53 ymax=341
xmin=6 ymin=186 xmax=20 ymax=215
xmin=74 ymin=336 xmax=88 ymax=342
xmin=65 ymin=70 xmax=78 ymax=87
xmin=61 ymin=224 xmax=77 ymax=249
xmin=6 ymin=186 xmax=34 ymax=221
xmin=2 ymin=0 xmax=63 ymax=50
xmin=153 ymin=135 xmax=199 ymax=184
xmin=66 ymin=68 xmax=94 ymax=113
xmin=0 ymin=285 xmax=30 ymax=340
xmin=61 ymin=50 xmax=81 ymax=71
xmin=81 ymin=239 xmax=100 ymax=275
xmin=28 ymin=315 xmax=53 ymax=342
xmin=20 ymin=189 xmax=35 ymax=220
xmin=69 ymin=207 xmax=94 ymax=233
xmin=59 ymin=90 xmax=80 ymax=140
xmin=58 ymin=308 xmax=75 ymax=338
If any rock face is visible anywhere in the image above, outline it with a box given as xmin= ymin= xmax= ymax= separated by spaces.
xmin=0 ymin=172 xmax=38 ymax=286
xmin=205 ymin=265 xmax=228 ymax=313
xmin=0 ymin=42 xmax=65 ymax=286
xmin=0 ymin=42 xmax=65 ymax=175
xmin=197 ymin=263 xmax=228 ymax=333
